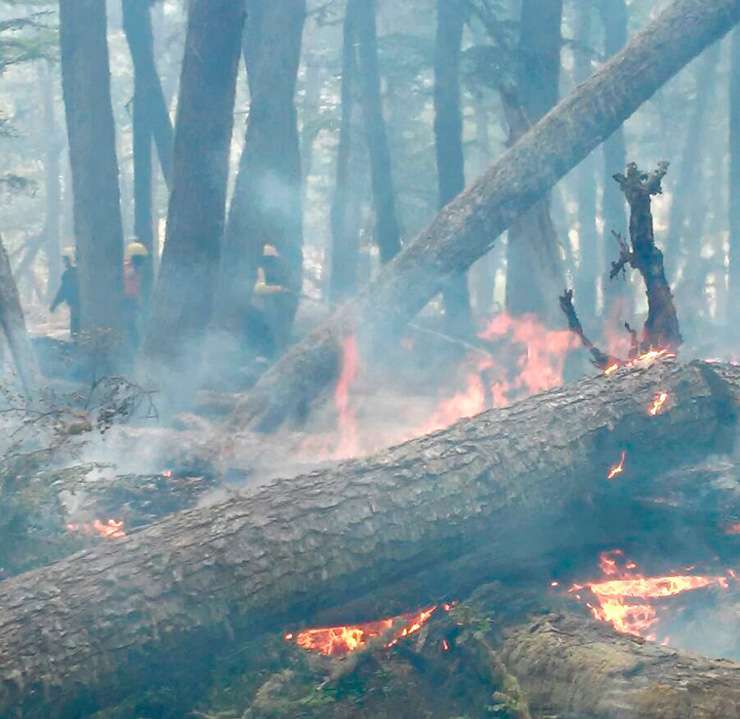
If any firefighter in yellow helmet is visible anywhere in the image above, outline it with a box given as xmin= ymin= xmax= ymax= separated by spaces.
xmin=246 ymin=243 xmax=292 ymax=358
xmin=123 ymin=241 xmax=149 ymax=349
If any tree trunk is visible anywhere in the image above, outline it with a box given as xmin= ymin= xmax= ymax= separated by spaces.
xmin=573 ymin=2 xmax=600 ymax=321
xmin=329 ymin=5 xmax=362 ymax=304
xmin=352 ymin=0 xmax=401 ymax=263
xmin=58 ymin=0 xmax=125 ymax=338
xmin=121 ymin=0 xmax=174 ymax=189
xmin=0 ymin=360 xmax=738 ymax=717
xmin=40 ymin=61 xmax=62 ymax=299
xmin=215 ymin=0 xmax=305 ymax=340
xmin=232 ymin=0 xmax=740 ymax=433
xmin=599 ymin=0 xmax=631 ymax=321
xmin=505 ymin=0 xmax=565 ymax=324
xmin=729 ymin=28 xmax=740 ymax=317
xmin=140 ymin=0 xmax=244 ymax=375
xmin=0 ymin=235 xmax=39 ymax=398
xmin=435 ymin=0 xmax=474 ymax=337
xmin=500 ymin=612 xmax=740 ymax=719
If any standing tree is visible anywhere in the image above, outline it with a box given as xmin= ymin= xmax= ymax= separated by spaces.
xmin=434 ymin=0 xmax=474 ymax=336
xmin=58 ymin=0 xmax=125 ymax=338
xmin=122 ymin=0 xmax=176 ymax=299
xmin=329 ymin=4 xmax=362 ymax=304
xmin=352 ymin=0 xmax=401 ymax=263
xmin=141 ymin=0 xmax=245 ymax=375
xmin=573 ymin=1 xmax=599 ymax=321
xmin=215 ymin=0 xmax=306 ymax=342
xmin=729 ymin=28 xmax=740 ymax=317
xmin=505 ymin=0 xmax=565 ymax=324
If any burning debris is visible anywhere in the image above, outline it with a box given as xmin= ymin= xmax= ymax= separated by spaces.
xmin=607 ymin=450 xmax=627 ymax=480
xmin=66 ymin=518 xmax=126 ymax=540
xmin=648 ymin=390 xmax=669 ymax=416
xmin=566 ymin=550 xmax=732 ymax=641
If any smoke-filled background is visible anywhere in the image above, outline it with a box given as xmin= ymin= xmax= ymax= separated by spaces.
xmin=0 ymin=1 xmax=738 ymax=717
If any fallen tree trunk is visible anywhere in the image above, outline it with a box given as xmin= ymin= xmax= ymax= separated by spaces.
xmin=0 ymin=234 xmax=39 ymax=399
xmin=231 ymin=0 xmax=740 ymax=432
xmin=0 ymin=360 xmax=738 ymax=717
xmin=500 ymin=612 xmax=740 ymax=719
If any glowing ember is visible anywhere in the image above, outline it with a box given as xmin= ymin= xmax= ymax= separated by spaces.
xmin=67 ymin=519 xmax=126 ymax=540
xmin=567 ymin=550 xmax=730 ymax=640
xmin=607 ymin=450 xmax=627 ymax=480
xmin=648 ymin=391 xmax=669 ymax=416
xmin=441 ymin=639 xmax=450 ymax=652
xmin=725 ymin=523 xmax=740 ymax=536
xmin=288 ymin=606 xmax=438 ymax=656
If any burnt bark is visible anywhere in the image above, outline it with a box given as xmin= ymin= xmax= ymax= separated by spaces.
xmin=329 ymin=5 xmax=362 ymax=304
xmin=230 ymin=0 xmax=740 ymax=432
xmin=613 ymin=163 xmax=682 ymax=351
xmin=352 ymin=0 xmax=402 ymax=263
xmin=501 ymin=612 xmax=740 ymax=719
xmin=505 ymin=0 xmax=564 ymax=324
xmin=730 ymin=28 xmax=740 ymax=317
xmin=215 ymin=0 xmax=305 ymax=340
xmin=58 ymin=0 xmax=125 ymax=337
xmin=121 ymin=0 xmax=174 ymax=189
xmin=434 ymin=0 xmax=473 ymax=337
xmin=0 ymin=360 xmax=738 ymax=717
xmin=141 ymin=0 xmax=244 ymax=374
xmin=0 ymin=235 xmax=39 ymax=398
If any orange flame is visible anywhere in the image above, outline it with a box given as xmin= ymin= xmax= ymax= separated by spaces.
xmin=602 ymin=348 xmax=677 ymax=376
xmin=648 ymin=391 xmax=669 ymax=416
xmin=67 ymin=518 xmax=126 ymax=540
xmin=725 ymin=523 xmax=740 ymax=536
xmin=568 ymin=550 xmax=730 ymax=640
xmin=607 ymin=450 xmax=627 ymax=480
xmin=333 ymin=335 xmax=360 ymax=458
xmin=288 ymin=606 xmax=438 ymax=656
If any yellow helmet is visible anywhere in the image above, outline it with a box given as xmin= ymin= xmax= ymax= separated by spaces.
xmin=126 ymin=241 xmax=148 ymax=258
xmin=62 ymin=246 xmax=75 ymax=259
xmin=262 ymin=244 xmax=279 ymax=258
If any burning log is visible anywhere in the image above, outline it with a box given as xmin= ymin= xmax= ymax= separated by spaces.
xmin=500 ymin=612 xmax=740 ymax=719
xmin=0 ymin=360 xmax=738 ymax=717
xmin=231 ymin=0 xmax=740 ymax=433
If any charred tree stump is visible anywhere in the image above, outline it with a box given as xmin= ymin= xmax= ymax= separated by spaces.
xmin=0 ymin=360 xmax=738 ymax=717
xmin=231 ymin=0 xmax=740 ymax=433
xmin=612 ymin=162 xmax=682 ymax=351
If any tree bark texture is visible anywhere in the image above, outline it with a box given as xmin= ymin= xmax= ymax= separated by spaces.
xmin=730 ymin=28 xmax=740 ymax=317
xmin=573 ymin=1 xmax=600 ymax=321
xmin=215 ymin=0 xmax=305 ymax=337
xmin=352 ymin=0 xmax=402 ymax=264
xmin=0 ymin=360 xmax=738 ymax=717
xmin=329 ymin=5 xmax=362 ymax=304
xmin=435 ymin=0 xmax=473 ymax=337
xmin=121 ymin=0 xmax=174 ymax=190
xmin=501 ymin=612 xmax=740 ymax=719
xmin=58 ymin=0 xmax=125 ymax=337
xmin=0 ymin=235 xmax=39 ymax=398
xmin=232 ymin=0 xmax=740 ymax=432
xmin=141 ymin=0 xmax=244 ymax=372
xmin=506 ymin=0 xmax=564 ymax=324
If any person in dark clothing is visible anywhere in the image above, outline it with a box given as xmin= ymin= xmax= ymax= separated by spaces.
xmin=50 ymin=251 xmax=80 ymax=340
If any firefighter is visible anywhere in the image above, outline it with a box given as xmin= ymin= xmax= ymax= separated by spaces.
xmin=245 ymin=244 xmax=293 ymax=359
xmin=49 ymin=247 xmax=80 ymax=340
xmin=123 ymin=241 xmax=148 ymax=350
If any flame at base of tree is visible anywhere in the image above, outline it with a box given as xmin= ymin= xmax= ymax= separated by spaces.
xmin=66 ymin=518 xmax=126 ymax=540
xmin=286 ymin=605 xmax=443 ymax=657
xmin=567 ymin=550 xmax=731 ymax=641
